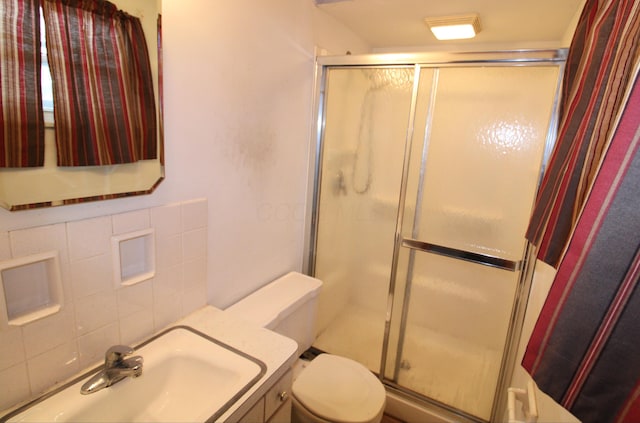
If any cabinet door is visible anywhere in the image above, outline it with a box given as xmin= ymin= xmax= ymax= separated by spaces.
xmin=267 ymin=399 xmax=292 ymax=423
xmin=240 ymin=397 xmax=265 ymax=423
xmin=265 ymin=369 xmax=293 ymax=422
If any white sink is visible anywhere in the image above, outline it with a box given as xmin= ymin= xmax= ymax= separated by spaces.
xmin=2 ymin=326 xmax=266 ymax=423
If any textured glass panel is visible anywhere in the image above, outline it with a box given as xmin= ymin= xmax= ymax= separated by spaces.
xmin=388 ymin=250 xmax=520 ymax=420
xmin=404 ymin=66 xmax=560 ymax=260
xmin=313 ymin=67 xmax=414 ymax=371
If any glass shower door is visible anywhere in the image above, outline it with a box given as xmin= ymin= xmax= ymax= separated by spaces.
xmin=312 ymin=67 xmax=415 ymax=371
xmin=385 ymin=65 xmax=561 ymax=421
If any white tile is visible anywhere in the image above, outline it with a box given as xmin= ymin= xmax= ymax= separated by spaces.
xmin=117 ymin=280 xmax=153 ymax=318
xmin=67 ymin=216 xmax=112 ymax=261
xmin=153 ymin=288 xmax=183 ymax=332
xmin=77 ymin=323 xmax=119 ymax=370
xmin=27 ymin=341 xmax=79 ymax=396
xmin=0 ymin=363 xmax=30 ymax=411
xmin=112 ymin=209 xmax=151 ymax=235
xmin=155 ymin=234 xmax=182 ymax=271
xmin=0 ymin=326 xmax=25 ymax=371
xmin=74 ymin=291 xmax=118 ymax=336
xmin=183 ymin=258 xmax=206 ymax=292
xmin=119 ymin=309 xmax=154 ymax=345
xmin=153 ymin=264 xmax=183 ymax=301
xmin=9 ymin=223 xmax=67 ymax=258
xmin=70 ymin=254 xmax=113 ymax=300
xmin=182 ymin=228 xmax=207 ymax=261
xmin=150 ymin=203 xmax=181 ymax=239
xmin=22 ymin=309 xmax=75 ymax=359
xmin=182 ymin=285 xmax=207 ymax=317
xmin=0 ymin=231 xmax=10 ymax=261
xmin=181 ymin=198 xmax=208 ymax=231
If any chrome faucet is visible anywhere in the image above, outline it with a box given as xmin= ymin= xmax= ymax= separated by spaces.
xmin=80 ymin=345 xmax=143 ymax=395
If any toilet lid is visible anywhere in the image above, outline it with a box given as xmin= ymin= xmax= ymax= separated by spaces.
xmin=292 ymin=354 xmax=386 ymax=423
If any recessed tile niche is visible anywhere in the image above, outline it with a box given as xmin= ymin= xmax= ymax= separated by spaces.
xmin=0 ymin=251 xmax=63 ymax=326
xmin=112 ymin=228 xmax=156 ymax=288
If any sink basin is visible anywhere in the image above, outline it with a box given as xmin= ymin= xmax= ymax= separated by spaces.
xmin=2 ymin=326 xmax=266 ymax=423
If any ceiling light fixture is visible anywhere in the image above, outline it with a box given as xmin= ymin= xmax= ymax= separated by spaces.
xmin=425 ymin=14 xmax=481 ymax=41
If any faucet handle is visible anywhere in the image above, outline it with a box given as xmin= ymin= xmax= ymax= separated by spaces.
xmin=105 ymin=345 xmax=135 ymax=366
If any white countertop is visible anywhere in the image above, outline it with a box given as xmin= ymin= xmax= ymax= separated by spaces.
xmin=171 ymin=305 xmax=299 ymax=422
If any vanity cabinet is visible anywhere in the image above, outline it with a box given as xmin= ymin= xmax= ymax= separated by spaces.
xmin=241 ymin=369 xmax=293 ymax=423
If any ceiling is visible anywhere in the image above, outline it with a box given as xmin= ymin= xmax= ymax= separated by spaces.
xmin=315 ymin=0 xmax=586 ymax=51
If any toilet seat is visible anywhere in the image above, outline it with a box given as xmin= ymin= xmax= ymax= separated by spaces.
xmin=292 ymin=354 xmax=386 ymax=423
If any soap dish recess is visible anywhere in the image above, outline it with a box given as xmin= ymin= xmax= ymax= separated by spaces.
xmin=0 ymin=251 xmax=63 ymax=326
xmin=112 ymin=228 xmax=156 ymax=288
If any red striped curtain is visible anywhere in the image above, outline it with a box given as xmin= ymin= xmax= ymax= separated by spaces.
xmin=42 ymin=0 xmax=157 ymax=166
xmin=157 ymin=13 xmax=164 ymax=166
xmin=523 ymin=0 xmax=640 ymax=421
xmin=526 ymin=0 xmax=640 ymax=267
xmin=0 ymin=0 xmax=44 ymax=167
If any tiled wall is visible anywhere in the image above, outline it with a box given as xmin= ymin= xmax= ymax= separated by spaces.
xmin=0 ymin=198 xmax=208 ymax=412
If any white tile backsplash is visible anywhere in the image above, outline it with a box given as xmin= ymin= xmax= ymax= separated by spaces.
xmin=153 ymin=263 xmax=183 ymax=300
xmin=74 ymin=290 xmax=118 ymax=336
xmin=117 ymin=280 xmax=153 ymax=318
xmin=183 ymin=257 xmax=207 ymax=292
xmin=181 ymin=198 xmax=207 ymax=231
xmin=70 ymin=253 xmax=113 ymax=300
xmin=0 ymin=363 xmax=30 ymax=411
xmin=67 ymin=216 xmax=112 ymax=261
xmin=0 ymin=199 xmax=208 ymax=411
xmin=119 ymin=309 xmax=154 ymax=346
xmin=182 ymin=227 xmax=207 ymax=261
xmin=150 ymin=203 xmax=182 ymax=238
xmin=155 ymin=233 xmax=183 ymax=270
xmin=9 ymin=224 xmax=67 ymax=257
xmin=112 ymin=209 xmax=151 ymax=235
xmin=0 ymin=327 xmax=24 ymax=370
xmin=0 ymin=232 xmax=10 ymax=261
xmin=76 ymin=323 xmax=119 ymax=370
xmin=27 ymin=341 xmax=79 ymax=395
xmin=22 ymin=309 xmax=75 ymax=359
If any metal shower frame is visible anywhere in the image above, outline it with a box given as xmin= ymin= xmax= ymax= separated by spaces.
xmin=303 ymin=49 xmax=567 ymax=422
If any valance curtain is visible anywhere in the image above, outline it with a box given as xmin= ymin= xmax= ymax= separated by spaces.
xmin=42 ymin=0 xmax=157 ymax=166
xmin=523 ymin=0 xmax=640 ymax=421
xmin=0 ymin=0 xmax=44 ymax=167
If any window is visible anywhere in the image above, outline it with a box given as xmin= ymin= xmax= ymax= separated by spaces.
xmin=40 ymin=10 xmax=54 ymax=124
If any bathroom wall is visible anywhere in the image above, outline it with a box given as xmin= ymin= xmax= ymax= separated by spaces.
xmin=0 ymin=199 xmax=208 ymax=410
xmin=0 ymin=0 xmax=369 ymax=413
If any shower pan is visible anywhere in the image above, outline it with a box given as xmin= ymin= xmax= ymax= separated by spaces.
xmin=307 ymin=50 xmax=565 ymax=422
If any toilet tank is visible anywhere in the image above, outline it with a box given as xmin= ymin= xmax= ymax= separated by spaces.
xmin=225 ymin=272 xmax=322 ymax=356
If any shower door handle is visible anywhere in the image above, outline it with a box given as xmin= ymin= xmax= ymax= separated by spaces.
xmin=401 ymin=238 xmax=522 ymax=272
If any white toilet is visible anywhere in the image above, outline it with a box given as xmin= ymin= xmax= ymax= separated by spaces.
xmin=226 ymin=272 xmax=386 ymax=423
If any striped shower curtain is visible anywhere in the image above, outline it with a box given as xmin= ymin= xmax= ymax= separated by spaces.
xmin=523 ymin=0 xmax=640 ymax=421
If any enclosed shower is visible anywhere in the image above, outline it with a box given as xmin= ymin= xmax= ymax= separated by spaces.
xmin=307 ymin=51 xmax=565 ymax=422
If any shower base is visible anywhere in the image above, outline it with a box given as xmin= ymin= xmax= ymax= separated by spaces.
xmin=314 ymin=302 xmax=500 ymax=421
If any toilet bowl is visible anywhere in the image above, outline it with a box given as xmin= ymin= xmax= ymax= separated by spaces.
xmin=225 ymin=272 xmax=386 ymax=423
